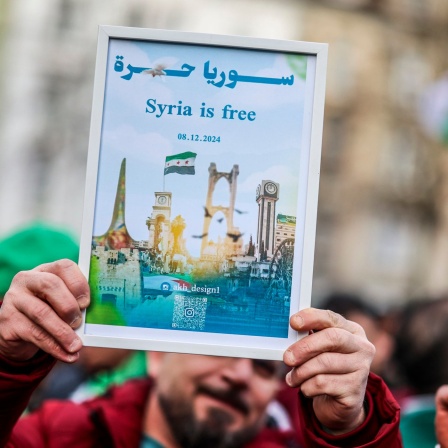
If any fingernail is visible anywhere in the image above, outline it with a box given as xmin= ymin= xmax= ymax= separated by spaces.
xmin=69 ymin=338 xmax=82 ymax=353
xmin=293 ymin=314 xmax=304 ymax=328
xmin=67 ymin=352 xmax=79 ymax=363
xmin=285 ymin=349 xmax=296 ymax=364
xmin=70 ymin=314 xmax=82 ymax=327
xmin=77 ymin=294 xmax=90 ymax=309
xmin=286 ymin=370 xmax=293 ymax=386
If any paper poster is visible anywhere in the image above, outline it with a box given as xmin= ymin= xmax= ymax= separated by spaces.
xmin=78 ymin=27 xmax=327 ymax=359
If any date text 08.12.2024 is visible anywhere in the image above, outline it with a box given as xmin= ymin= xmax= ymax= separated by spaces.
xmin=178 ymin=134 xmax=221 ymax=143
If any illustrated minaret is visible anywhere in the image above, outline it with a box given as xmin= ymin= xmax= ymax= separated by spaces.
xmin=93 ymin=158 xmax=135 ymax=249
xmin=256 ymin=180 xmax=280 ymax=260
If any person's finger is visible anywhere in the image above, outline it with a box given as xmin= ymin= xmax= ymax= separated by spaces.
xmin=34 ymin=259 xmax=90 ymax=310
xmin=283 ymin=327 xmax=374 ymax=368
xmin=437 ymin=385 xmax=448 ymax=409
xmin=10 ymin=269 xmax=84 ymax=329
xmin=285 ymin=351 xmax=371 ymax=388
xmin=0 ymin=301 xmax=81 ymax=363
xmin=301 ymin=372 xmax=367 ymax=434
xmin=13 ymin=293 xmax=83 ymax=354
xmin=297 ymin=371 xmax=367 ymax=403
xmin=290 ymin=308 xmax=366 ymax=337
xmin=436 ymin=386 xmax=448 ymax=448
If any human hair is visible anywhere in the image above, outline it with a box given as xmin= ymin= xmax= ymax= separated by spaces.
xmin=318 ymin=292 xmax=380 ymax=321
xmin=393 ymin=297 xmax=448 ymax=395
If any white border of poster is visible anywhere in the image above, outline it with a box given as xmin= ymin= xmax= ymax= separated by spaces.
xmin=77 ymin=25 xmax=328 ymax=360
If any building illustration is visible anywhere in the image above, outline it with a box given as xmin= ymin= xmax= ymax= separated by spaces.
xmin=200 ymin=163 xmax=243 ymax=258
xmin=256 ymin=180 xmax=280 ymax=261
xmin=146 ymin=191 xmax=173 ymax=256
xmin=89 ymin=156 xmax=296 ymax=337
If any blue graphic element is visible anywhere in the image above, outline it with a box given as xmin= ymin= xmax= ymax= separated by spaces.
xmin=160 ymin=282 xmax=171 ymax=292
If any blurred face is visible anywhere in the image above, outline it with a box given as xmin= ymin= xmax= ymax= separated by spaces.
xmin=348 ymin=311 xmax=394 ymax=375
xmin=154 ymin=354 xmax=282 ymax=448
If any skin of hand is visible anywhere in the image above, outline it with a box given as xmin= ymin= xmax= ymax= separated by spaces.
xmin=0 ymin=259 xmax=90 ymax=363
xmin=283 ymin=308 xmax=375 ymax=434
xmin=436 ymin=385 xmax=448 ymax=448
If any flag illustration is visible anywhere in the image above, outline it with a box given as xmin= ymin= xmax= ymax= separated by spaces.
xmin=164 ymin=151 xmax=197 ymax=175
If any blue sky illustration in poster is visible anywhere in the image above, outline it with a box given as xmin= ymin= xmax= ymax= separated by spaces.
xmin=85 ymin=37 xmax=315 ymax=340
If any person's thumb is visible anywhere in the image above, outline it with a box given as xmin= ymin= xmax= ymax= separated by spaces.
xmin=436 ymin=385 xmax=448 ymax=448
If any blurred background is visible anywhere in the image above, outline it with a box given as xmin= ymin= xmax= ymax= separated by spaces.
xmin=0 ymin=0 xmax=448 ymax=309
